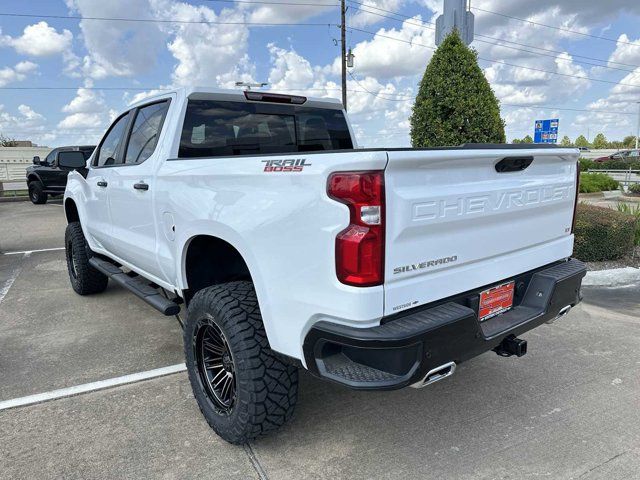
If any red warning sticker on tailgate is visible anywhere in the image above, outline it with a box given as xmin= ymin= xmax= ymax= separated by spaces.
xmin=479 ymin=281 xmax=515 ymax=321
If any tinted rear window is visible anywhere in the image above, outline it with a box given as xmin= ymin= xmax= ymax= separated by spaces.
xmin=179 ymin=100 xmax=353 ymax=158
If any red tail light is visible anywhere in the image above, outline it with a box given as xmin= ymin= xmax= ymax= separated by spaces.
xmin=328 ymin=171 xmax=385 ymax=287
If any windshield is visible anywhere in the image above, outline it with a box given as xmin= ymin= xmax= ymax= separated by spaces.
xmin=179 ymin=100 xmax=353 ymax=158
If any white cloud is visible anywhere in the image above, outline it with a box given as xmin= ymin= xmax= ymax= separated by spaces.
xmin=0 ymin=104 xmax=48 ymax=143
xmin=18 ymin=104 xmax=45 ymax=122
xmin=58 ymin=112 xmax=104 ymax=129
xmin=66 ymin=0 xmax=166 ymax=78
xmin=150 ymin=0 xmax=251 ymax=87
xmin=608 ymin=34 xmax=640 ymax=67
xmin=0 ymin=22 xmax=73 ymax=57
xmin=0 ymin=61 xmax=38 ymax=87
xmin=349 ymin=0 xmax=407 ymax=28
xmin=333 ymin=15 xmax=436 ymax=79
xmin=62 ymin=87 xmax=103 ymax=114
xmin=570 ymin=66 xmax=640 ymax=136
xmin=58 ymin=86 xmax=110 ymax=130
xmin=247 ymin=3 xmax=336 ymax=23
xmin=268 ymin=44 xmax=316 ymax=90
xmin=472 ymin=0 xmax=639 ymax=35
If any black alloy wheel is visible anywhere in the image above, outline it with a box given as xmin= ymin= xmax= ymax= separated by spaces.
xmin=195 ymin=320 xmax=236 ymax=413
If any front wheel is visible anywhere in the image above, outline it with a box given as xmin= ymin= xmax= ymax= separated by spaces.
xmin=184 ymin=281 xmax=298 ymax=444
xmin=65 ymin=222 xmax=108 ymax=295
xmin=28 ymin=181 xmax=47 ymax=204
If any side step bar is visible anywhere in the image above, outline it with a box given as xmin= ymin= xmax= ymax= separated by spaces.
xmin=88 ymin=257 xmax=180 ymax=316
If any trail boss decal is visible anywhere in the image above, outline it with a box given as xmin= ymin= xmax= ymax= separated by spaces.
xmin=393 ymin=255 xmax=458 ymax=275
xmin=262 ymin=158 xmax=311 ymax=172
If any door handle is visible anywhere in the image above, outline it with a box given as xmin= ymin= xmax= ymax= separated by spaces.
xmin=133 ymin=182 xmax=149 ymax=191
xmin=97 ymin=180 xmax=108 ymax=188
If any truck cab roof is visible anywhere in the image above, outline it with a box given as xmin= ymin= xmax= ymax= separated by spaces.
xmin=129 ymin=86 xmax=345 ymax=111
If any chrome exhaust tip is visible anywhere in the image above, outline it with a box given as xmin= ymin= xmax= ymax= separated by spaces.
xmin=410 ymin=361 xmax=456 ymax=389
xmin=547 ymin=304 xmax=572 ymax=324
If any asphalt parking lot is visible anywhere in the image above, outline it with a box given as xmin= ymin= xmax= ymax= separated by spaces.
xmin=1 ymin=201 xmax=639 ymax=480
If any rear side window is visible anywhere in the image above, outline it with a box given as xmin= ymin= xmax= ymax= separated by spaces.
xmin=94 ymin=112 xmax=131 ymax=167
xmin=179 ymin=100 xmax=353 ymax=158
xmin=124 ymin=101 xmax=170 ymax=164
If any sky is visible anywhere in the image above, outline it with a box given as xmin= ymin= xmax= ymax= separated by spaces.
xmin=0 ymin=0 xmax=639 ymax=148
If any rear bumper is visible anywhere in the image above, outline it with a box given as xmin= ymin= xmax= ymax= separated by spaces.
xmin=303 ymin=258 xmax=586 ymax=390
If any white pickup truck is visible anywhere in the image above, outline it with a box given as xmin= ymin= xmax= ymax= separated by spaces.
xmin=60 ymin=87 xmax=586 ymax=444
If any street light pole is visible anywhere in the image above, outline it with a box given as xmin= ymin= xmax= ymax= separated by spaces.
xmin=341 ymin=0 xmax=347 ymax=111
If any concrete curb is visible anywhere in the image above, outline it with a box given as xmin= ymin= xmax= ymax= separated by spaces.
xmin=0 ymin=196 xmax=29 ymax=203
xmin=583 ymin=267 xmax=640 ymax=288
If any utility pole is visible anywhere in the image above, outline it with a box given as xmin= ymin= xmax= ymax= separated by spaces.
xmin=341 ymin=0 xmax=347 ymax=111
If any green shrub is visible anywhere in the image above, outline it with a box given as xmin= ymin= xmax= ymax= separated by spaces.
xmin=578 ymin=158 xmax=597 ymax=172
xmin=579 ymin=158 xmax=640 ymax=171
xmin=573 ymin=204 xmax=637 ymax=261
xmin=616 ymin=202 xmax=640 ymax=245
xmin=579 ymin=173 xmax=619 ymax=193
xmin=410 ymin=31 xmax=505 ymax=147
xmin=628 ymin=183 xmax=640 ymax=194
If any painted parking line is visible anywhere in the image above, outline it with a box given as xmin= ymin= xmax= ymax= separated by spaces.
xmin=2 ymin=247 xmax=64 ymax=256
xmin=0 ymin=364 xmax=187 ymax=411
xmin=0 ymin=266 xmax=21 ymax=305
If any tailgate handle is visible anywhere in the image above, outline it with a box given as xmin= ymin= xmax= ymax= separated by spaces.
xmin=495 ymin=156 xmax=533 ymax=173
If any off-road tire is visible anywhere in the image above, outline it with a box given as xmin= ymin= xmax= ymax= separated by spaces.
xmin=184 ymin=281 xmax=298 ymax=444
xmin=28 ymin=181 xmax=47 ymax=204
xmin=65 ymin=222 xmax=108 ymax=295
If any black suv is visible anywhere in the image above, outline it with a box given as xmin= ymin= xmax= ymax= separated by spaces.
xmin=26 ymin=145 xmax=95 ymax=204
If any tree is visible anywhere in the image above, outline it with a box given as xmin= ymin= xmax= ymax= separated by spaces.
xmin=511 ymin=138 xmax=522 ymax=144
xmin=623 ymin=135 xmax=637 ymax=148
xmin=592 ymin=133 xmax=608 ymax=149
xmin=560 ymin=135 xmax=572 ymax=147
xmin=522 ymin=135 xmax=533 ymax=144
xmin=0 ymin=134 xmax=18 ymax=147
xmin=410 ymin=31 xmax=505 ymax=147
xmin=574 ymin=135 xmax=590 ymax=148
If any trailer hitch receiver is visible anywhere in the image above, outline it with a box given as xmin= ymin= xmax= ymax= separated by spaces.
xmin=493 ymin=335 xmax=527 ymax=357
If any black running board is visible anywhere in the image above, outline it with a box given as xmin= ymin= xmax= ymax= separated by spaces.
xmin=88 ymin=257 xmax=181 ymax=316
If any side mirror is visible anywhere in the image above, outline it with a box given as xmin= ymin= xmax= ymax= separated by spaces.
xmin=58 ymin=151 xmax=87 ymax=170
xmin=33 ymin=156 xmax=41 ymax=165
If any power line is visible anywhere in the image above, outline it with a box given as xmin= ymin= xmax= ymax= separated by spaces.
xmin=347 ymin=71 xmax=411 ymax=101
xmin=500 ymin=103 xmax=636 ymax=116
xmin=474 ymin=33 xmax=640 ymax=70
xmin=0 ymin=84 xmax=414 ymax=102
xmin=0 ymin=12 xmax=334 ymax=26
xmin=347 ymin=26 xmax=640 ymax=89
xmin=470 ymin=6 xmax=640 ymax=47
xmin=203 ymin=0 xmax=339 ymax=5
xmin=6 ymin=4 xmax=636 ymax=72
xmin=3 ymin=84 xmax=636 ymax=116
xmin=346 ymin=2 xmax=639 ymax=72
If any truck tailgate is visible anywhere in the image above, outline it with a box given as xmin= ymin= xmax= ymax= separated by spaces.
xmin=383 ymin=148 xmax=579 ymax=316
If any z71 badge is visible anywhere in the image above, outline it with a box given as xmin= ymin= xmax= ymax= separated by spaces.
xmin=262 ymin=158 xmax=311 ymax=172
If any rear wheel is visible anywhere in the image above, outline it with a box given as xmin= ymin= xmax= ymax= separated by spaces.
xmin=65 ymin=222 xmax=108 ymax=295
xmin=184 ymin=281 xmax=298 ymax=444
xmin=28 ymin=181 xmax=47 ymax=204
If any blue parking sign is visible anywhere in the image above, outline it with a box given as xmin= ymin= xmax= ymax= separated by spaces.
xmin=534 ymin=119 xmax=559 ymax=144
